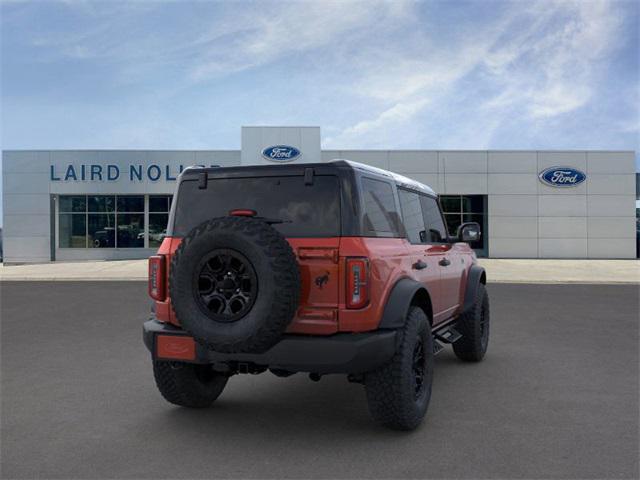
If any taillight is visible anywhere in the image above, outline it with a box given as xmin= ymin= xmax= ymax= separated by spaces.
xmin=346 ymin=257 xmax=369 ymax=309
xmin=148 ymin=255 xmax=166 ymax=301
xmin=229 ymin=209 xmax=257 ymax=217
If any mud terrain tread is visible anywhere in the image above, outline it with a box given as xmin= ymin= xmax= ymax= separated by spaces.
xmin=453 ymin=282 xmax=489 ymax=362
xmin=169 ymin=216 xmax=300 ymax=353
xmin=364 ymin=307 xmax=433 ymax=431
xmin=152 ymin=360 xmax=227 ymax=408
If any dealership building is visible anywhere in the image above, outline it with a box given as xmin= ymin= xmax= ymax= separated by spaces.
xmin=1 ymin=126 xmax=637 ymax=263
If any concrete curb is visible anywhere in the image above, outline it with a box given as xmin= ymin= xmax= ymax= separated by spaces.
xmin=1 ymin=259 xmax=638 ymax=284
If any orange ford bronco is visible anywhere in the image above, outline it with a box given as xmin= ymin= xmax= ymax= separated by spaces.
xmin=143 ymin=160 xmax=489 ymax=430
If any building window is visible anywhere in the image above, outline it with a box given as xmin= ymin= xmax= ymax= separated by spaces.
xmin=58 ymin=194 xmax=167 ymax=249
xmin=87 ymin=195 xmax=115 ymax=248
xmin=440 ymin=195 xmax=488 ymax=256
xmin=149 ymin=195 xmax=172 ymax=248
xmin=116 ymin=196 xmax=144 ymax=248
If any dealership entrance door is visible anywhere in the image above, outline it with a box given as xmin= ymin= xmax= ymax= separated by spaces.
xmin=439 ymin=195 xmax=488 ymax=257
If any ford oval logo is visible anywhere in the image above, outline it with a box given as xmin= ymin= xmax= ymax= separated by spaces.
xmin=538 ymin=166 xmax=586 ymax=188
xmin=261 ymin=145 xmax=301 ymax=162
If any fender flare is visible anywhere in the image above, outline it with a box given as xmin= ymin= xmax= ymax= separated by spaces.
xmin=462 ymin=265 xmax=486 ymax=314
xmin=378 ymin=278 xmax=433 ymax=330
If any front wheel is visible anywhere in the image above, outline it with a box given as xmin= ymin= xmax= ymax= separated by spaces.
xmin=152 ymin=360 xmax=228 ymax=408
xmin=364 ymin=307 xmax=434 ymax=430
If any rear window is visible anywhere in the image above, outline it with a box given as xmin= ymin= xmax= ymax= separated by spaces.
xmin=172 ymin=175 xmax=341 ymax=237
xmin=361 ymin=177 xmax=401 ymax=235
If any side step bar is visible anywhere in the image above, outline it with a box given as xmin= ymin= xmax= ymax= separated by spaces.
xmin=432 ymin=325 xmax=462 ymax=355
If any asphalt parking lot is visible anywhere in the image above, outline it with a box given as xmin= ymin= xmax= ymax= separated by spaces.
xmin=1 ymin=282 xmax=638 ymax=479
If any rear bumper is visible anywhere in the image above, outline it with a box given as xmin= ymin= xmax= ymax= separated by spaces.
xmin=143 ymin=319 xmax=397 ymax=374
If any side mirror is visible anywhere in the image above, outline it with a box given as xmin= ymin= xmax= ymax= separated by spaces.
xmin=457 ymin=222 xmax=481 ymax=243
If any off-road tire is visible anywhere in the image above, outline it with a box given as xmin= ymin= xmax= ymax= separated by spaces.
xmin=364 ymin=307 xmax=434 ymax=431
xmin=453 ymin=282 xmax=490 ymax=362
xmin=169 ymin=216 xmax=300 ymax=354
xmin=153 ymin=360 xmax=228 ymax=408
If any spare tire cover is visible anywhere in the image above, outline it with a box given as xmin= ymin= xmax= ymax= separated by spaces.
xmin=169 ymin=216 xmax=301 ymax=353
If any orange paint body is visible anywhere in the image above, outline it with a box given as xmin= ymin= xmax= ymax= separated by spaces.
xmin=152 ymin=235 xmax=476 ymax=334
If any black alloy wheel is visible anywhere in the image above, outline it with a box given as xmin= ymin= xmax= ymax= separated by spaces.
xmin=194 ymin=249 xmax=257 ymax=323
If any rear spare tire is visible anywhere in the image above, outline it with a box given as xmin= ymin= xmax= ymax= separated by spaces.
xmin=169 ymin=216 xmax=300 ymax=353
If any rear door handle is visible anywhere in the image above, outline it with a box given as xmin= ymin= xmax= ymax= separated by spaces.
xmin=439 ymin=258 xmax=451 ymax=267
xmin=412 ymin=260 xmax=427 ymax=270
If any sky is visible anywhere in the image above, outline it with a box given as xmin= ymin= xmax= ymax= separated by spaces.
xmin=0 ymin=0 xmax=639 ymax=222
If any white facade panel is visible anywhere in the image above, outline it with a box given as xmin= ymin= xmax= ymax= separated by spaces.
xmin=587 ymin=239 xmax=637 ymax=259
xmin=3 ymin=151 xmax=50 ymax=173
xmin=587 ymin=152 xmax=635 ymax=174
xmin=3 ymin=237 xmax=50 ymax=263
xmin=489 ymin=195 xmax=538 ymax=217
xmin=388 ymin=151 xmax=438 ymax=173
xmin=488 ymin=151 xmax=537 ymax=173
xmin=443 ymin=174 xmax=487 ymax=194
xmin=538 ymin=238 xmax=588 ymax=258
xmin=3 ymin=172 xmax=50 ymax=194
xmin=194 ymin=150 xmax=240 ymax=167
xmin=489 ymin=217 xmax=538 ymax=238
xmin=3 ymin=214 xmax=51 ymax=237
xmin=3 ymin=194 xmax=50 ymax=215
xmin=587 ymin=195 xmax=636 ymax=217
xmin=538 ymin=217 xmax=588 ymax=239
xmin=488 ymin=174 xmax=538 ymax=194
xmin=489 ymin=238 xmax=538 ymax=258
xmin=439 ymin=151 xmax=487 ymax=173
xmin=538 ymin=195 xmax=587 ymax=217
xmin=587 ymin=217 xmax=636 ymax=238
xmin=587 ymin=174 xmax=636 ymax=195
xmin=538 ymin=151 xmax=587 ymax=171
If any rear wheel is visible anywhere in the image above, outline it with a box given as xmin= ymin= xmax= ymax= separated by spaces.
xmin=364 ymin=307 xmax=434 ymax=430
xmin=453 ymin=282 xmax=490 ymax=362
xmin=152 ymin=360 xmax=228 ymax=408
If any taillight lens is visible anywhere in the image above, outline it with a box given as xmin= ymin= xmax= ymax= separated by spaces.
xmin=148 ymin=255 xmax=166 ymax=301
xmin=346 ymin=257 xmax=369 ymax=309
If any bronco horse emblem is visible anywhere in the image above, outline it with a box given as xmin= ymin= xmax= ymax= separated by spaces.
xmin=315 ymin=271 xmax=330 ymax=289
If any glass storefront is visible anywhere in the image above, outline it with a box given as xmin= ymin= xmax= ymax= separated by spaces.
xmin=149 ymin=195 xmax=172 ymax=248
xmin=58 ymin=195 xmax=172 ymax=249
xmin=440 ymin=195 xmax=488 ymax=256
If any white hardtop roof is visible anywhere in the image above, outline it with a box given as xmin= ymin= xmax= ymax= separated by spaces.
xmin=330 ymin=159 xmax=436 ymax=197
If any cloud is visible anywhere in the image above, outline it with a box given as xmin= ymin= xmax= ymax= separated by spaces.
xmin=2 ymin=0 xmax=637 ymax=156
xmin=326 ymin=0 xmax=629 ymax=147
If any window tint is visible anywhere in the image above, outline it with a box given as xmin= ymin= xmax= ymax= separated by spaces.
xmin=88 ymin=196 xmax=115 ymax=212
xmin=149 ymin=195 xmax=172 ymax=213
xmin=59 ymin=213 xmax=86 ymax=247
xmin=173 ymin=175 xmax=340 ymax=237
xmin=88 ymin=213 xmax=115 ymax=248
xmin=117 ymin=196 xmax=144 ymax=212
xmin=398 ymin=189 xmax=426 ymax=244
xmin=361 ymin=177 xmax=399 ymax=234
xmin=59 ymin=196 xmax=86 ymax=213
xmin=420 ymin=196 xmax=448 ymax=243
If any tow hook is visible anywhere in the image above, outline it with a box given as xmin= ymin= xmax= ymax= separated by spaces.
xmin=309 ymin=372 xmax=322 ymax=382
